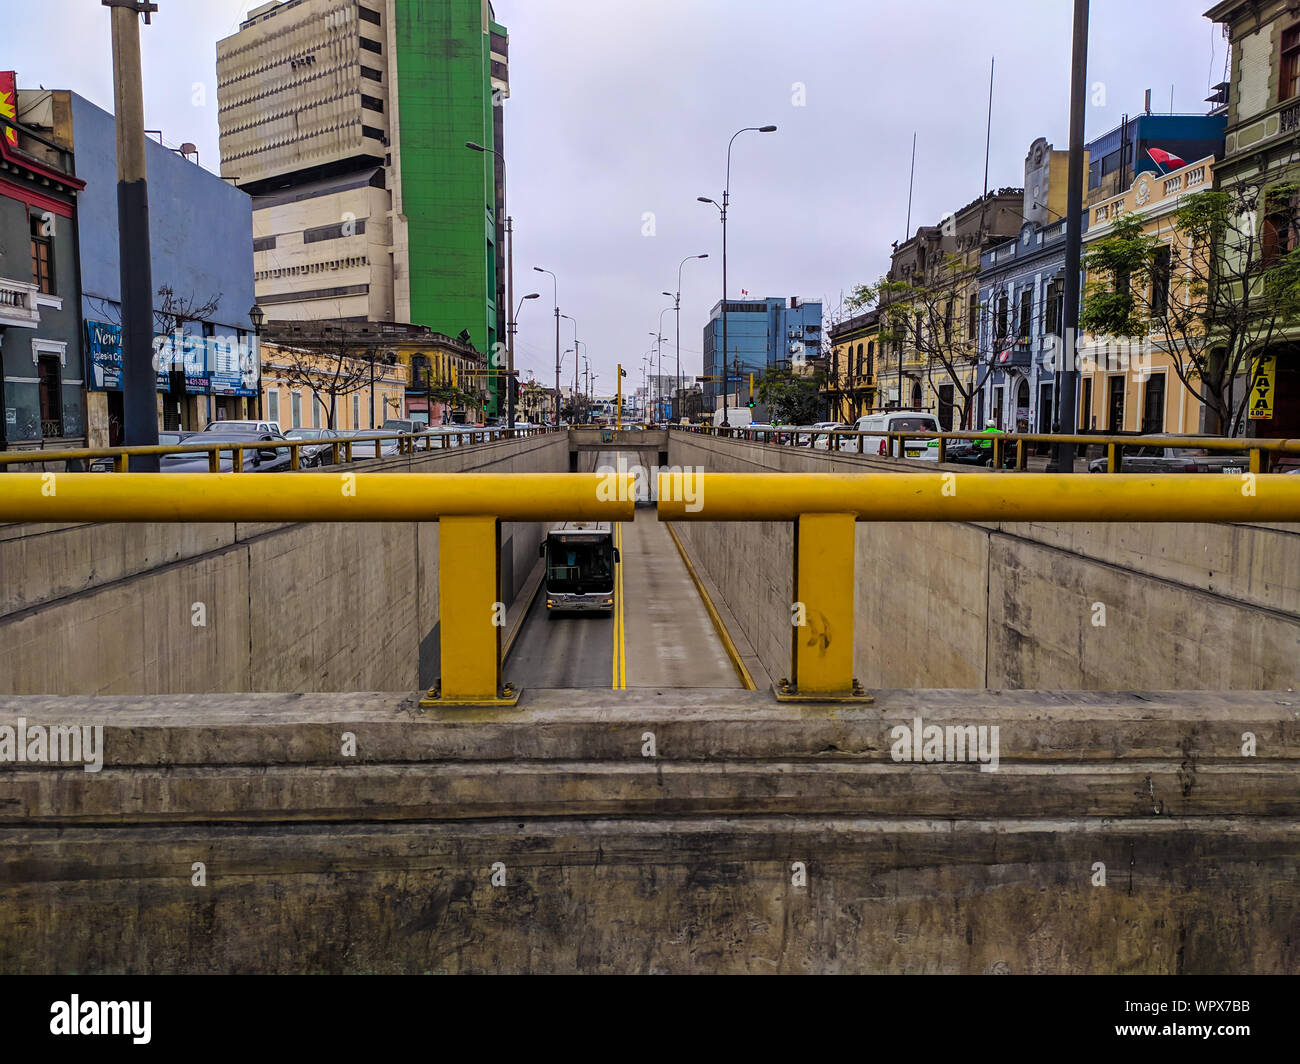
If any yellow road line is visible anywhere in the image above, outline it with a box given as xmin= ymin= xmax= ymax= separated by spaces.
xmin=665 ymin=522 xmax=756 ymax=691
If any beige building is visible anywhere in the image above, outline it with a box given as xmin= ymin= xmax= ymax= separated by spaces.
xmin=1078 ymin=157 xmax=1215 ymax=435
xmin=260 ymin=341 xmax=406 ymax=432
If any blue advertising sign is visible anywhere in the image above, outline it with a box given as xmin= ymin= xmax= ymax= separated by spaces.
xmin=85 ymin=320 xmax=238 ymax=394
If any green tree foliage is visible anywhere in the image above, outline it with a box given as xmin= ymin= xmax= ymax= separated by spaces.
xmin=1080 ymin=183 xmax=1300 ymax=435
xmin=756 ymin=365 xmax=826 ymax=424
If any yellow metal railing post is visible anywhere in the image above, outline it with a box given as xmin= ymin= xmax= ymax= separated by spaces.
xmin=429 ymin=514 xmax=515 ymax=706
xmin=783 ymin=511 xmax=863 ymax=701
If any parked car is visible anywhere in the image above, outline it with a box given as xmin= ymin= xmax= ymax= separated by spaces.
xmin=348 ymin=428 xmax=402 ymax=458
xmin=90 ymin=430 xmax=192 ymax=471
xmin=160 ymin=430 xmax=292 ymax=473
xmin=380 ymin=418 xmax=424 ymax=435
xmin=809 ymin=422 xmax=850 ymax=450
xmin=283 ymin=427 xmax=348 ymax=467
xmin=1087 ymin=438 xmax=1251 ymax=474
xmin=852 ymin=411 xmax=941 ymax=459
xmin=202 ymin=419 xmax=282 ymax=435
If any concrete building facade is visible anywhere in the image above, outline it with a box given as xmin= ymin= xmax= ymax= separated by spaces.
xmin=1202 ymin=0 xmax=1300 ymax=437
xmin=218 ymin=0 xmax=509 ymax=414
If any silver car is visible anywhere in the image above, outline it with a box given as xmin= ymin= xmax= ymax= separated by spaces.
xmin=1088 ymin=440 xmax=1251 ymax=474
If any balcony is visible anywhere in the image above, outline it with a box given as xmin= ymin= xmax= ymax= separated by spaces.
xmin=0 ymin=278 xmax=41 ymax=329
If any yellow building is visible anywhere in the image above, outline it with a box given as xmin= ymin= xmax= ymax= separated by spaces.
xmin=1077 ymin=156 xmax=1214 ymax=434
xmin=260 ymin=341 xmax=407 ymax=432
xmin=261 ymin=320 xmax=488 ymax=426
xmin=824 ymin=310 xmax=879 ymax=421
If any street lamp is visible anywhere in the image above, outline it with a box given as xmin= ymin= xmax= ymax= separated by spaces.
xmin=561 ymin=313 xmax=579 ymax=424
xmin=507 ymin=292 xmax=540 ymax=427
xmin=667 ymin=253 xmax=707 ymax=422
xmin=248 ymin=304 xmax=265 ymax=420
xmin=698 ymin=124 xmax=776 ymax=426
xmin=533 ymin=266 xmax=559 ymax=426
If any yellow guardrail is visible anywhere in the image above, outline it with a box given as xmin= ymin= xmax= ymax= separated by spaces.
xmin=676 ymin=424 xmax=1300 ymax=473
xmin=0 ymin=470 xmax=631 ymax=708
xmin=0 ymin=426 xmax=554 ymax=472
xmin=658 ymin=471 xmax=1300 ymax=702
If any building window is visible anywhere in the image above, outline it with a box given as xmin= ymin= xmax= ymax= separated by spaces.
xmin=361 ymin=126 xmax=385 ymax=142
xmin=291 ymin=391 xmax=302 ymax=429
xmin=1107 ymin=375 xmax=1125 ymax=432
xmin=360 ymin=36 xmax=382 ymax=54
xmin=866 ymin=341 xmax=874 ymax=378
xmin=1261 ymin=190 xmax=1298 ymax=266
xmin=1044 ymin=278 xmax=1064 ymax=335
xmin=1142 ymin=373 xmax=1166 ymax=433
xmin=1282 ymin=25 xmax=1300 ymax=102
xmin=1151 ymin=244 xmax=1172 ymax=318
xmin=37 ymin=355 xmax=62 ymax=438
xmin=1080 ymin=376 xmax=1094 ymax=431
xmin=361 ymin=66 xmax=383 ymax=81
xmin=267 ymin=390 xmax=280 ymax=425
xmin=361 ymin=94 xmax=384 ymax=113
xmin=359 ymin=6 xmax=381 ymax=25
xmin=30 ymin=214 xmax=54 ymax=295
xmin=304 ymin=220 xmax=366 ymax=243
xmin=312 ymin=397 xmax=322 ymax=429
xmin=1017 ymin=289 xmax=1032 ymax=341
xmin=253 ymin=235 xmax=277 ymax=252
xmin=353 ymin=393 xmax=361 ymax=429
xmin=856 ymin=343 xmax=864 ymax=376
xmin=967 ymin=294 xmax=978 ymax=340
xmin=996 ymin=293 xmax=1009 ymax=341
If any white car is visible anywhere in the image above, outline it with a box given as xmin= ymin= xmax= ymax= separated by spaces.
xmin=852 ymin=411 xmax=941 ymax=460
xmin=203 ymin=419 xmax=282 ymax=435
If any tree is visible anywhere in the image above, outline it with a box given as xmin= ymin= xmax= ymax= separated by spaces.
xmin=850 ymin=255 xmax=984 ymax=428
xmin=1079 ymin=182 xmax=1300 ymax=435
xmin=756 ymin=365 xmax=826 ymax=424
xmin=273 ymin=326 xmax=390 ymax=430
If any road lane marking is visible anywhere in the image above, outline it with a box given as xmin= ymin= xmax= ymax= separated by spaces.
xmin=613 ymin=521 xmax=627 ymax=689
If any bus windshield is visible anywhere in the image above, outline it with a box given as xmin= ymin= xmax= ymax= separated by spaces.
xmin=546 ymin=539 xmax=614 ymax=594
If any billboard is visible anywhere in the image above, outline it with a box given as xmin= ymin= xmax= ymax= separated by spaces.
xmin=85 ymin=321 xmax=257 ymax=396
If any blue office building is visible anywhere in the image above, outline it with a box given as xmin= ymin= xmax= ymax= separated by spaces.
xmin=19 ymin=88 xmax=257 ymax=446
xmin=702 ymin=296 xmax=822 ymax=409
xmin=1086 ymin=111 xmax=1226 ymax=203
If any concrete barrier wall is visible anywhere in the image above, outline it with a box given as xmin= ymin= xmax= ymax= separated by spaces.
xmin=1 ymin=689 xmax=1294 ymax=974
xmin=0 ymin=434 xmax=567 ymax=695
xmin=669 ymin=433 xmax=1300 ymax=691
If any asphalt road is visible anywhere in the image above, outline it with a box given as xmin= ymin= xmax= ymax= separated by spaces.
xmin=504 ymin=450 xmax=742 ymax=690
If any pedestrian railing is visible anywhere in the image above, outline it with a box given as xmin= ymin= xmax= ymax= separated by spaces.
xmin=0 ymin=470 xmax=633 ymax=707
xmin=0 ymin=426 xmax=556 ymax=473
xmin=672 ymin=424 xmax=1300 ymax=473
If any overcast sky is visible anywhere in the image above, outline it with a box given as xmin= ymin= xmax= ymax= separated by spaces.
xmin=13 ymin=0 xmax=1226 ymax=395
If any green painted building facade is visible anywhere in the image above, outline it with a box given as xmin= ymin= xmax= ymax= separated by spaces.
xmin=394 ymin=0 xmax=506 ymax=416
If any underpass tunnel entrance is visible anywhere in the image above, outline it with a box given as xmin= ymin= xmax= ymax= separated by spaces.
xmin=505 ymin=449 xmax=747 ymax=691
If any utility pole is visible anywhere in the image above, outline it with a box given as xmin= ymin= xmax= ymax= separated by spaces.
xmin=105 ymin=0 xmax=160 ymax=470
xmin=616 ymin=363 xmax=625 ymax=430
xmin=505 ymin=216 xmax=515 ymax=426
xmin=1048 ymin=0 xmax=1089 ymax=472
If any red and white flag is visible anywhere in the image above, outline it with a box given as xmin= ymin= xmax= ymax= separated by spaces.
xmin=1147 ymin=147 xmax=1186 ymax=171
xmin=740 ymin=289 xmax=749 ymax=296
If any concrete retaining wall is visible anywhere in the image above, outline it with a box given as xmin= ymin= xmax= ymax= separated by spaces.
xmin=0 ymin=434 xmax=566 ymax=695
xmin=1 ymin=689 xmax=1294 ymax=974
xmin=669 ymin=433 xmax=1300 ymax=691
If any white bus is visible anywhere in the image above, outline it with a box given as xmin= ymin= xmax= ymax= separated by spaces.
xmin=540 ymin=522 xmax=619 ymax=616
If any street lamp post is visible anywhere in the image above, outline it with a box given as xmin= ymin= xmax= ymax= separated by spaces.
xmin=533 ymin=266 xmax=559 ymax=427
xmin=561 ymin=313 xmax=579 ymax=424
xmin=510 ymin=292 xmax=540 ymax=428
xmin=698 ymin=124 xmax=776 ymax=427
xmin=668 ymin=254 xmax=708 ymax=423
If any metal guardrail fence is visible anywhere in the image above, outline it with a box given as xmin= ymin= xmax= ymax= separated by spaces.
xmin=672 ymin=424 xmax=1300 ymax=473
xmin=0 ymin=426 xmax=556 ymax=472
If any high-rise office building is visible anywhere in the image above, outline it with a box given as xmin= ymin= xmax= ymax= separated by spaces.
xmin=217 ymin=0 xmax=509 ymax=410
xmin=703 ymin=297 xmax=823 ymax=410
